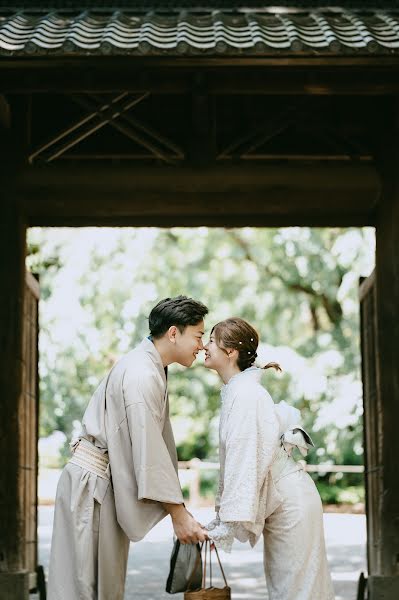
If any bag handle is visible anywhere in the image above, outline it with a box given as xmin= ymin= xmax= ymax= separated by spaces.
xmin=203 ymin=541 xmax=207 ymax=589
xmin=203 ymin=540 xmax=229 ymax=589
xmin=209 ymin=541 xmax=213 ymax=587
xmin=213 ymin=544 xmax=228 ymax=588
xmin=186 ymin=540 xmax=229 ymax=590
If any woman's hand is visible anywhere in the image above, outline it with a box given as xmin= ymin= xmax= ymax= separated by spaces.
xmin=206 ymin=521 xmax=236 ymax=553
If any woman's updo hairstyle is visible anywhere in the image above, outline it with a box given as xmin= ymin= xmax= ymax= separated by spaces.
xmin=211 ymin=317 xmax=282 ymax=373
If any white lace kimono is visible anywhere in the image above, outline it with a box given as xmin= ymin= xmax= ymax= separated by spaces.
xmin=207 ymin=368 xmax=335 ymax=600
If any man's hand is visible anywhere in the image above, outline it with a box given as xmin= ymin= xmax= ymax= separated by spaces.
xmin=162 ymin=503 xmax=208 ymax=544
xmin=172 ymin=510 xmax=208 ymax=545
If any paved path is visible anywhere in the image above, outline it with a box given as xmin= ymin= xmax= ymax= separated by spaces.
xmin=37 ymin=506 xmax=366 ymax=599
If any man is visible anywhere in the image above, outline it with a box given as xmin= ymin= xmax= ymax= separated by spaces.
xmin=48 ymin=296 xmax=209 ymax=599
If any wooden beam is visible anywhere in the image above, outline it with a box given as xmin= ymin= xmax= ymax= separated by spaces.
xmin=217 ymin=101 xmax=298 ymax=160
xmin=2 ymin=60 xmax=399 ymax=95
xmin=87 ymin=94 xmax=184 ymax=160
xmin=68 ymin=93 xmax=175 ymax=162
xmin=15 ymin=163 xmax=379 ymax=193
xmin=32 ymin=93 xmax=154 ymax=163
xmin=15 ymin=163 xmax=379 ymax=226
xmin=29 ymin=92 xmax=135 ymax=162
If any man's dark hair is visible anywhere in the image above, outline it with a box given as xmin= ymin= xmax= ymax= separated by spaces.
xmin=149 ymin=296 xmax=208 ymax=339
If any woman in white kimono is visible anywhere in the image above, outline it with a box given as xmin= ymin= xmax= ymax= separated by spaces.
xmin=204 ymin=317 xmax=335 ymax=600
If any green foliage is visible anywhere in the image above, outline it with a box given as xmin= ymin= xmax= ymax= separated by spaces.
xmin=27 ymin=226 xmax=374 ymax=494
xmin=181 ymin=471 xmax=219 ymax=500
xmin=199 ymin=470 xmax=219 ymax=499
xmin=315 ymin=479 xmax=365 ymax=505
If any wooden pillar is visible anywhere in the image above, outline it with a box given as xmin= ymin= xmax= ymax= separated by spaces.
xmin=370 ymin=131 xmax=399 ymax=598
xmin=0 ymin=100 xmax=29 ymax=598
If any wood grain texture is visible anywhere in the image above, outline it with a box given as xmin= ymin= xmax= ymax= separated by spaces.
xmin=0 ymin=202 xmax=27 ymax=575
xmin=372 ymin=126 xmax=399 ymax=592
xmin=14 ymin=163 xmax=379 ymax=226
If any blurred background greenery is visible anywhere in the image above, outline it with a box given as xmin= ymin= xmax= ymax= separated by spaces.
xmin=28 ymin=226 xmax=374 ymax=506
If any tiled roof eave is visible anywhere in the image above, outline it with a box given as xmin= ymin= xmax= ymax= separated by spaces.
xmin=1 ymin=9 xmax=399 ymax=56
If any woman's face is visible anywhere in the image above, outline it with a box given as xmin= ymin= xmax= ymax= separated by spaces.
xmin=204 ymin=333 xmax=230 ymax=371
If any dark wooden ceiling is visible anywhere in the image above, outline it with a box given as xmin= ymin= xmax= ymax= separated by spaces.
xmin=17 ymin=92 xmax=382 ymax=166
xmin=2 ymin=3 xmax=396 ymax=226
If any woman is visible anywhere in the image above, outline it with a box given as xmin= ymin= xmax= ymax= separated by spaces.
xmin=204 ymin=317 xmax=334 ymax=600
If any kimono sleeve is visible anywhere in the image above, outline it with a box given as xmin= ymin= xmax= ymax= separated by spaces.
xmin=215 ymin=474 xmax=224 ymax=514
xmin=219 ymin=386 xmax=279 ymax=523
xmin=124 ymin=372 xmax=184 ymax=505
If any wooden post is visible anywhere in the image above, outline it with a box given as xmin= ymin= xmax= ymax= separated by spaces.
xmin=0 ymin=110 xmax=29 ymax=597
xmin=359 ymin=272 xmax=381 ymax=581
xmin=370 ymin=129 xmax=399 ymax=598
xmin=22 ymin=273 xmax=40 ymax=587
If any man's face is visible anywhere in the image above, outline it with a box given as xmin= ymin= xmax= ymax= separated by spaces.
xmin=174 ymin=320 xmax=205 ymax=367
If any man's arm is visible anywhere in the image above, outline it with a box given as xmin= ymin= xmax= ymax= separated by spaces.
xmin=123 ymin=370 xmax=208 ymax=544
xmin=162 ymin=502 xmax=208 ymax=544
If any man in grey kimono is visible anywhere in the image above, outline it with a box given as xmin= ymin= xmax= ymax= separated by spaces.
xmin=47 ymin=296 xmax=209 ymax=600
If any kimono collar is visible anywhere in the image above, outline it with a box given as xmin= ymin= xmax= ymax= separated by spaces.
xmin=221 ymin=367 xmax=262 ymax=401
xmin=139 ymin=337 xmax=167 ymax=386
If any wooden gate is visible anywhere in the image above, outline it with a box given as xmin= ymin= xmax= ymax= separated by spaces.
xmin=359 ymin=270 xmax=383 ymax=578
xmin=21 ymin=272 xmax=40 ymax=590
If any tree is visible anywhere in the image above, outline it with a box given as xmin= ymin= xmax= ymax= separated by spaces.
xmin=28 ymin=225 xmax=374 ymax=486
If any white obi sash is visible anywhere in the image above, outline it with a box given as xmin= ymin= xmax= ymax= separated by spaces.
xmin=69 ymin=437 xmax=110 ymax=480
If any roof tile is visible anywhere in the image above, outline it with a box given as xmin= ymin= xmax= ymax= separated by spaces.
xmin=1 ymin=9 xmax=399 ymax=55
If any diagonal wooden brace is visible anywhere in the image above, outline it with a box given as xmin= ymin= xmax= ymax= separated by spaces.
xmin=29 ymin=92 xmax=148 ymax=163
xmin=91 ymin=93 xmax=184 ymax=160
xmin=73 ymin=93 xmax=181 ymax=163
